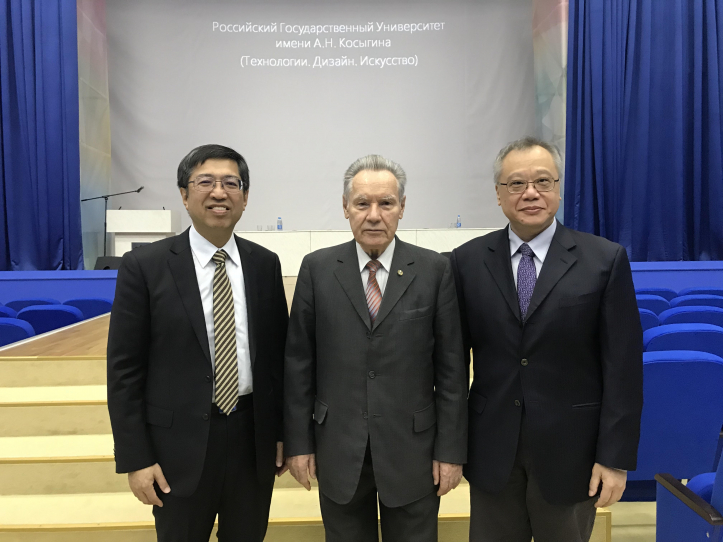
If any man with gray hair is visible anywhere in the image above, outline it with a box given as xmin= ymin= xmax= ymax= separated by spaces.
xmin=451 ymin=137 xmax=643 ymax=541
xmin=284 ymin=154 xmax=468 ymax=541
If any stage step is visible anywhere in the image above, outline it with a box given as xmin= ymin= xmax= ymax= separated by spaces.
xmin=0 ymin=489 xmax=326 ymax=542
xmin=0 ymin=357 xmax=106 ymax=387
xmin=0 ymin=386 xmax=110 ymax=437
xmin=0 ymin=433 xmax=314 ymax=495
xmin=0 ymin=486 xmax=616 ymax=542
xmin=0 ymin=434 xmax=119 ymax=495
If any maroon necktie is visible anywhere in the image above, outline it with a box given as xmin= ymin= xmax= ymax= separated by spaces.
xmin=365 ymin=260 xmax=383 ymax=323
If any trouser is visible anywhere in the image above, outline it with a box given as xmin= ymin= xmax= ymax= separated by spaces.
xmin=319 ymin=440 xmax=441 ymax=542
xmin=153 ymin=395 xmax=271 ymax=542
xmin=469 ymin=411 xmax=597 ymax=542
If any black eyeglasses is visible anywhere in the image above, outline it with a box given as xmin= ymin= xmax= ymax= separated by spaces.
xmin=188 ymin=177 xmax=244 ymax=193
xmin=499 ymin=178 xmax=559 ymax=194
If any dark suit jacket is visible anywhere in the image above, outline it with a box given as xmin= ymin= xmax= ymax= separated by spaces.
xmin=107 ymin=228 xmax=288 ymax=498
xmin=284 ymin=238 xmax=468 ymax=508
xmin=451 ymin=222 xmax=643 ymax=505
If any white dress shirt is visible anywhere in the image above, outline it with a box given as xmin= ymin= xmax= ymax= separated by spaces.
xmin=509 ymin=220 xmax=557 ymax=286
xmin=189 ymin=225 xmax=253 ymax=398
xmin=356 ymin=238 xmax=396 ymax=295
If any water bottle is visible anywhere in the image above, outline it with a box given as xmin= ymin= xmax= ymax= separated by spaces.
xmin=277 ymin=217 xmax=283 ymax=231
xmin=456 ymin=214 xmax=461 ymax=228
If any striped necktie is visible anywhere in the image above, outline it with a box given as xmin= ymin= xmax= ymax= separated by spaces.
xmin=212 ymin=250 xmax=238 ymax=415
xmin=365 ymin=259 xmax=383 ymax=323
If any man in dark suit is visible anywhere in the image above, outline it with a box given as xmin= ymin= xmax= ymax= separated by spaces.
xmin=451 ymin=137 xmax=643 ymax=542
xmin=284 ymin=155 xmax=468 ymax=542
xmin=107 ymin=144 xmax=289 ymax=542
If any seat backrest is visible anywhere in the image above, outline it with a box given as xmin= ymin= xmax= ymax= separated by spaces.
xmin=671 ymin=294 xmax=723 ymax=309
xmin=16 ymin=306 xmax=83 ymax=335
xmin=678 ymin=287 xmax=723 ymax=298
xmin=62 ymin=298 xmax=113 ymax=319
xmin=659 ymin=306 xmax=723 ymax=327
xmin=636 ymin=294 xmax=671 ymax=315
xmin=5 ymin=298 xmax=60 ymax=312
xmin=635 ymin=287 xmax=678 ymax=301
xmin=630 ymin=351 xmax=723 ymax=480
xmin=638 ymin=308 xmax=659 ymax=332
xmin=643 ymin=323 xmax=723 ymax=358
xmin=712 ymin=444 xmax=723 ymax=515
xmin=0 ymin=317 xmax=35 ymax=347
xmin=0 ymin=306 xmax=17 ymax=319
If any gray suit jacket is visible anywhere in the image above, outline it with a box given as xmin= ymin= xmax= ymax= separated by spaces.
xmin=284 ymin=238 xmax=468 ymax=507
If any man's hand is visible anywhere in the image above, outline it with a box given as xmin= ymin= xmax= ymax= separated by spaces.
xmin=276 ymin=442 xmax=289 ymax=477
xmin=128 ymin=463 xmax=170 ymax=506
xmin=287 ymin=454 xmax=316 ymax=491
xmin=588 ymin=462 xmax=627 ymax=507
xmin=433 ymin=460 xmax=463 ymax=496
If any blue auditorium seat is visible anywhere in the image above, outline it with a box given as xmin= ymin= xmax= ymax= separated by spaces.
xmin=0 ymin=318 xmax=35 ymax=347
xmin=655 ymin=444 xmax=723 ymax=541
xmin=635 ymin=287 xmax=678 ymax=301
xmin=5 ymin=298 xmax=60 ymax=313
xmin=0 ymin=306 xmax=17 ymax=318
xmin=644 ymin=324 xmax=723 ymax=358
xmin=16 ymin=306 xmax=83 ymax=335
xmin=636 ymin=294 xmax=671 ymax=315
xmin=638 ymin=309 xmax=659 ymax=332
xmin=679 ymin=287 xmax=723 ymax=297
xmin=62 ymin=298 xmax=113 ymax=319
xmin=660 ymin=306 xmax=723 ymax=327
xmin=672 ymin=294 xmax=723 ymax=309
xmin=629 ymin=351 xmax=723 ymax=483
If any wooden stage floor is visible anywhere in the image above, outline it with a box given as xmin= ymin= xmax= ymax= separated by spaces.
xmin=0 ymin=277 xmax=302 ymax=360
xmin=0 ymin=314 xmax=110 ymax=358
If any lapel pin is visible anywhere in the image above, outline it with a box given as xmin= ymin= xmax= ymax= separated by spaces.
xmin=397 ymin=270 xmax=403 ymax=276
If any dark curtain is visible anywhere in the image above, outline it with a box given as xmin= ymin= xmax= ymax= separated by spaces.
xmin=565 ymin=0 xmax=723 ymax=261
xmin=0 ymin=0 xmax=83 ymax=270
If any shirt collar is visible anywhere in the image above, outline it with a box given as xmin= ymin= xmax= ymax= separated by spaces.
xmin=356 ymin=237 xmax=396 ymax=273
xmin=508 ymin=219 xmax=557 ymax=263
xmin=189 ymin=225 xmax=240 ymax=268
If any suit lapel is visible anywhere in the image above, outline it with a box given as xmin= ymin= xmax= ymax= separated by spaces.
xmin=236 ymin=236 xmax=257 ymax=369
xmin=373 ymin=239 xmax=415 ymax=330
xmin=484 ymin=227 xmax=521 ymax=321
xmin=525 ymin=222 xmax=577 ymax=321
xmin=167 ymin=230 xmax=211 ymax=363
xmin=333 ymin=240 xmax=372 ymax=330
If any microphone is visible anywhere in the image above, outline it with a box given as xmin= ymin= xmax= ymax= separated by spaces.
xmin=137 ymin=186 xmax=144 ymax=193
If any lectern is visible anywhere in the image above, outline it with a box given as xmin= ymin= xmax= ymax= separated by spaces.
xmin=106 ymin=210 xmax=181 ymax=256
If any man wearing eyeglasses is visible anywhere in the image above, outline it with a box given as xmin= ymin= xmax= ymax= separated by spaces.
xmin=107 ymin=144 xmax=289 ymax=541
xmin=451 ymin=137 xmax=643 ymax=541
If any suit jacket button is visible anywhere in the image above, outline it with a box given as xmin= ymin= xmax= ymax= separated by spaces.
xmin=368 ymin=371 xmax=376 ymax=379
xmin=514 ymin=400 xmax=521 ymax=407
xmin=203 ymin=413 xmax=209 ymax=421
xmin=366 ymin=332 xmax=372 ymax=339
xmin=521 ymin=359 xmax=528 ymax=366
xmin=205 ymin=375 xmax=212 ymax=382
xmin=363 ymin=412 xmax=368 ymax=419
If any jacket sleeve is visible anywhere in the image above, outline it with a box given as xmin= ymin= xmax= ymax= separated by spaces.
xmin=450 ymin=250 xmax=472 ymax=384
xmin=283 ymin=255 xmax=317 ymax=456
xmin=596 ymin=245 xmax=644 ymax=470
xmin=271 ymin=254 xmax=289 ymax=442
xmin=106 ymin=250 xmax=156 ymax=474
xmin=432 ymin=257 xmax=469 ymax=464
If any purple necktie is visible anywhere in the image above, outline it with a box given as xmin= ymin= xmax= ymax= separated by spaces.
xmin=517 ymin=243 xmax=536 ymax=320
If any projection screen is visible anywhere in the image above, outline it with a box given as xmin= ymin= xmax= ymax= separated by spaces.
xmin=106 ymin=0 xmax=535 ymax=231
